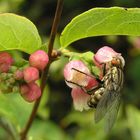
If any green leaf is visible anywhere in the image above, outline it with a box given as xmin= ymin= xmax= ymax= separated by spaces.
xmin=0 ymin=94 xmax=33 ymax=132
xmin=60 ymin=7 xmax=140 ymax=47
xmin=0 ymin=94 xmax=19 ymax=126
xmin=0 ymin=13 xmax=41 ymax=54
xmin=126 ymin=105 xmax=140 ymax=140
xmin=0 ymin=117 xmax=19 ymax=140
xmin=29 ymin=120 xmax=66 ymax=140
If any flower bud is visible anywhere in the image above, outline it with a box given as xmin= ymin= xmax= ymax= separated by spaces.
xmin=0 ymin=52 xmax=13 ymax=73
xmin=6 ymin=77 xmax=15 ymax=84
xmin=94 ymin=46 xmax=121 ymax=64
xmin=0 ymin=63 xmax=11 ymax=73
xmin=20 ymin=84 xmax=30 ymax=95
xmin=23 ymin=67 xmax=39 ymax=83
xmin=29 ymin=50 xmax=49 ymax=70
xmin=71 ymin=87 xmax=90 ymax=111
xmin=12 ymin=86 xmax=20 ymax=93
xmin=63 ymin=60 xmax=91 ymax=88
xmin=14 ymin=70 xmax=24 ymax=80
xmin=0 ymin=73 xmax=8 ymax=80
xmin=20 ymin=82 xmax=41 ymax=102
xmin=0 ymin=52 xmax=13 ymax=65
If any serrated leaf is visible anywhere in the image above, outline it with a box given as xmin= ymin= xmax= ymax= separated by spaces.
xmin=0 ymin=13 xmax=41 ymax=54
xmin=60 ymin=7 xmax=140 ymax=47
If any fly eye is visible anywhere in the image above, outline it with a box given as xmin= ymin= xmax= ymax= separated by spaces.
xmin=111 ymin=59 xmax=120 ymax=66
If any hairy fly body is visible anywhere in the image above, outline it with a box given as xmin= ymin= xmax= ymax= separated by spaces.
xmin=87 ymin=57 xmax=124 ymax=131
xmin=87 ymin=64 xmax=124 ymax=107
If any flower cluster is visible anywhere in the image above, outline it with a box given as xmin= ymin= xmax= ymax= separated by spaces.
xmin=63 ymin=46 xmax=124 ymax=111
xmin=0 ymin=50 xmax=49 ymax=102
xmin=20 ymin=50 xmax=49 ymax=102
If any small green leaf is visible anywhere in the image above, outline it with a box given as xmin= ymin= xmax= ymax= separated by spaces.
xmin=60 ymin=7 xmax=140 ymax=47
xmin=0 ymin=13 xmax=41 ymax=54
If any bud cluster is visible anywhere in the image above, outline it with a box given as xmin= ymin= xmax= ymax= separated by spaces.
xmin=0 ymin=50 xmax=49 ymax=102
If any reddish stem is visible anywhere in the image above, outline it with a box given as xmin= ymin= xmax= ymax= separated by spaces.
xmin=20 ymin=0 xmax=63 ymax=139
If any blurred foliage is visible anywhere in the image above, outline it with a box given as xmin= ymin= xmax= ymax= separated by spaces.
xmin=0 ymin=0 xmax=140 ymax=140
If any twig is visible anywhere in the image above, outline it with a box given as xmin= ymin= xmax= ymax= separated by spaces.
xmin=20 ymin=0 xmax=63 ymax=139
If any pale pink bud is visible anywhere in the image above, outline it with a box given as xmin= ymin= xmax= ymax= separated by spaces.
xmin=23 ymin=67 xmax=39 ymax=83
xmin=0 ymin=63 xmax=11 ymax=73
xmin=20 ymin=84 xmax=30 ymax=96
xmin=94 ymin=46 xmax=121 ymax=64
xmin=63 ymin=60 xmax=91 ymax=88
xmin=14 ymin=70 xmax=24 ymax=80
xmin=20 ymin=82 xmax=41 ymax=102
xmin=71 ymin=87 xmax=90 ymax=111
xmin=29 ymin=50 xmax=49 ymax=70
xmin=0 ymin=52 xmax=13 ymax=65
xmin=0 ymin=52 xmax=13 ymax=72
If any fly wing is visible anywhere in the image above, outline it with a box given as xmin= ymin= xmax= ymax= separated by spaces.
xmin=104 ymin=95 xmax=121 ymax=132
xmin=94 ymin=90 xmax=119 ymax=123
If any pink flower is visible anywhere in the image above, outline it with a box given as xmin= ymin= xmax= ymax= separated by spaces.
xmin=29 ymin=50 xmax=49 ymax=70
xmin=71 ymin=87 xmax=90 ymax=111
xmin=20 ymin=82 xmax=41 ymax=102
xmin=94 ymin=46 xmax=125 ymax=69
xmin=63 ymin=60 xmax=91 ymax=88
xmin=23 ymin=67 xmax=39 ymax=83
xmin=64 ymin=60 xmax=101 ymax=111
xmin=94 ymin=46 xmax=121 ymax=64
xmin=86 ymin=76 xmax=99 ymax=89
xmin=71 ymin=76 xmax=99 ymax=111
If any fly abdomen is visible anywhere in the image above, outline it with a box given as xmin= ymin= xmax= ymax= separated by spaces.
xmin=87 ymin=87 xmax=105 ymax=108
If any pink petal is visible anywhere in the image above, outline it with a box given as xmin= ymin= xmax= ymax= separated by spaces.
xmin=71 ymin=87 xmax=90 ymax=111
xmin=64 ymin=60 xmax=91 ymax=88
xmin=86 ymin=76 xmax=99 ymax=89
xmin=94 ymin=46 xmax=121 ymax=64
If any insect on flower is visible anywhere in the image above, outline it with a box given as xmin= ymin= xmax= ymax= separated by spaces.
xmin=65 ymin=47 xmax=125 ymax=132
xmin=88 ymin=56 xmax=125 ymax=131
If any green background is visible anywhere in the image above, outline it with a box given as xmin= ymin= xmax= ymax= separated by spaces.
xmin=0 ymin=0 xmax=140 ymax=140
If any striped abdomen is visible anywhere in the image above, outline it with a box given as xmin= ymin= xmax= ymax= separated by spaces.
xmin=87 ymin=67 xmax=124 ymax=108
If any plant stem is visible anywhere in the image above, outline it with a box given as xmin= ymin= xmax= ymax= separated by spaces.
xmin=20 ymin=0 xmax=63 ymax=139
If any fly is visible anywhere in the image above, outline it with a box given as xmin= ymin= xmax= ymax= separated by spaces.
xmin=66 ymin=56 xmax=125 ymax=131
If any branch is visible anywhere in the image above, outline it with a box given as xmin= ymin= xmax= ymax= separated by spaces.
xmin=20 ymin=0 xmax=63 ymax=139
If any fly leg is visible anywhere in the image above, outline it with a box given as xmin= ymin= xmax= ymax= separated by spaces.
xmin=65 ymin=79 xmax=101 ymax=95
xmin=71 ymin=68 xmax=102 ymax=83
xmin=100 ymin=63 xmax=106 ymax=77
